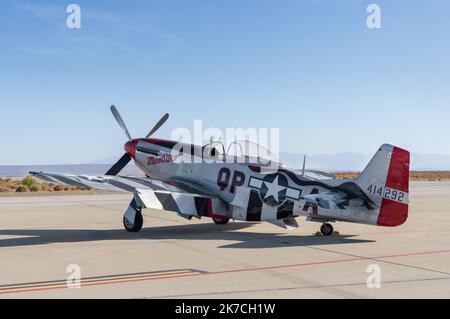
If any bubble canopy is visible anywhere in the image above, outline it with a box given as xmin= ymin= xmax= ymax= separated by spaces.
xmin=202 ymin=140 xmax=280 ymax=165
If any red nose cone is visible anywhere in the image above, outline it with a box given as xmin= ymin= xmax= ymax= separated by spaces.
xmin=124 ymin=140 xmax=138 ymax=159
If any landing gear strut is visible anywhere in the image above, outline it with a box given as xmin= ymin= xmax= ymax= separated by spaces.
xmin=320 ymin=223 xmax=334 ymax=236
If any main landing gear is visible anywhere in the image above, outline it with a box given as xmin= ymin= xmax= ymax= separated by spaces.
xmin=123 ymin=198 xmax=144 ymax=232
xmin=123 ymin=211 xmax=143 ymax=232
xmin=320 ymin=223 xmax=334 ymax=236
xmin=213 ymin=217 xmax=230 ymax=225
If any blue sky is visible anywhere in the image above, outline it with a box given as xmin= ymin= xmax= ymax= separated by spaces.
xmin=0 ymin=0 xmax=449 ymax=165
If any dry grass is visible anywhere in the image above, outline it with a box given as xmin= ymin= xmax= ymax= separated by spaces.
xmin=335 ymin=171 xmax=450 ymax=182
xmin=334 ymin=172 xmax=360 ymax=179
xmin=409 ymin=171 xmax=450 ymax=181
xmin=0 ymin=177 xmax=90 ymax=194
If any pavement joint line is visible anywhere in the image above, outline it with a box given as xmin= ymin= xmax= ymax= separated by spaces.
xmin=150 ymin=276 xmax=450 ymax=299
xmin=1 ymin=249 xmax=449 ymax=295
xmin=199 ymin=249 xmax=450 ymax=277
xmin=305 ymin=246 xmax=450 ymax=276
xmin=237 ymin=228 xmax=450 ymax=276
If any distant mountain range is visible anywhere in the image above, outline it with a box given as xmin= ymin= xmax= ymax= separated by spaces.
xmin=281 ymin=152 xmax=450 ymax=171
xmin=0 ymin=164 xmax=142 ymax=177
xmin=1 ymin=152 xmax=449 ymax=177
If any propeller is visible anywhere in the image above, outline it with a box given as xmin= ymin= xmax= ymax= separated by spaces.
xmin=105 ymin=153 xmax=133 ymax=176
xmin=111 ymin=105 xmax=133 ymax=141
xmin=105 ymin=105 xmax=169 ymax=176
xmin=146 ymin=113 xmax=169 ymax=138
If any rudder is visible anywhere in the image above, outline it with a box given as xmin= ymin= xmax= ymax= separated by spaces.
xmin=356 ymin=144 xmax=410 ymax=227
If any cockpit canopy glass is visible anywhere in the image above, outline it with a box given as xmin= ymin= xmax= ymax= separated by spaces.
xmin=202 ymin=141 xmax=226 ymax=160
xmin=226 ymin=140 xmax=280 ymax=165
xmin=201 ymin=140 xmax=281 ymax=166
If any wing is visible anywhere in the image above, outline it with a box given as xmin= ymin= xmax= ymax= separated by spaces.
xmin=30 ymin=171 xmax=229 ymax=220
xmin=30 ymin=171 xmax=183 ymax=193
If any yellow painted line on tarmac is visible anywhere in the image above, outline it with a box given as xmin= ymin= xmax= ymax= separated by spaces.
xmin=0 ymin=269 xmax=205 ymax=295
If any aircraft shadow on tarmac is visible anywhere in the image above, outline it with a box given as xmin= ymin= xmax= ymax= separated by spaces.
xmin=0 ymin=223 xmax=374 ymax=249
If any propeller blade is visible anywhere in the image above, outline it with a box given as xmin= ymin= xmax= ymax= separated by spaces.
xmin=105 ymin=153 xmax=132 ymax=176
xmin=145 ymin=113 xmax=169 ymax=138
xmin=111 ymin=105 xmax=132 ymax=141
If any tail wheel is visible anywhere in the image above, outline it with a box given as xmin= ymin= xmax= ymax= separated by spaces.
xmin=123 ymin=211 xmax=143 ymax=232
xmin=213 ymin=217 xmax=230 ymax=225
xmin=320 ymin=223 xmax=334 ymax=236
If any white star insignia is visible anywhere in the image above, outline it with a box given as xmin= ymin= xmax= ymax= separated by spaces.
xmin=263 ymin=175 xmax=286 ymax=202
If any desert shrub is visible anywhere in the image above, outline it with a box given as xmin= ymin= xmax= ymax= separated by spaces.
xmin=0 ymin=178 xmax=12 ymax=184
xmin=40 ymin=184 xmax=50 ymax=192
xmin=53 ymin=185 xmax=63 ymax=192
xmin=16 ymin=185 xmax=29 ymax=193
xmin=29 ymin=185 xmax=40 ymax=192
xmin=0 ymin=187 xmax=10 ymax=193
xmin=22 ymin=176 xmax=38 ymax=188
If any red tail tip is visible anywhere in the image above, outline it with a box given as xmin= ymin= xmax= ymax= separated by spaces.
xmin=377 ymin=146 xmax=410 ymax=227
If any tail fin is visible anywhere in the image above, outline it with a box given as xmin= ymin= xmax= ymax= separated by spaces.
xmin=356 ymin=144 xmax=410 ymax=227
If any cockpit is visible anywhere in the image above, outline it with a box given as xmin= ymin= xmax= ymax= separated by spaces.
xmin=202 ymin=138 xmax=281 ymax=166
xmin=226 ymin=140 xmax=279 ymax=164
xmin=202 ymin=139 xmax=226 ymax=161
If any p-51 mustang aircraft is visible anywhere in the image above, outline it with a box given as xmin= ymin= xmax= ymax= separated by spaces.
xmin=31 ymin=106 xmax=410 ymax=236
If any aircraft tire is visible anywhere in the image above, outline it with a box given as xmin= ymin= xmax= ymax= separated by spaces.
xmin=123 ymin=212 xmax=143 ymax=232
xmin=320 ymin=223 xmax=334 ymax=236
xmin=213 ymin=217 xmax=230 ymax=225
